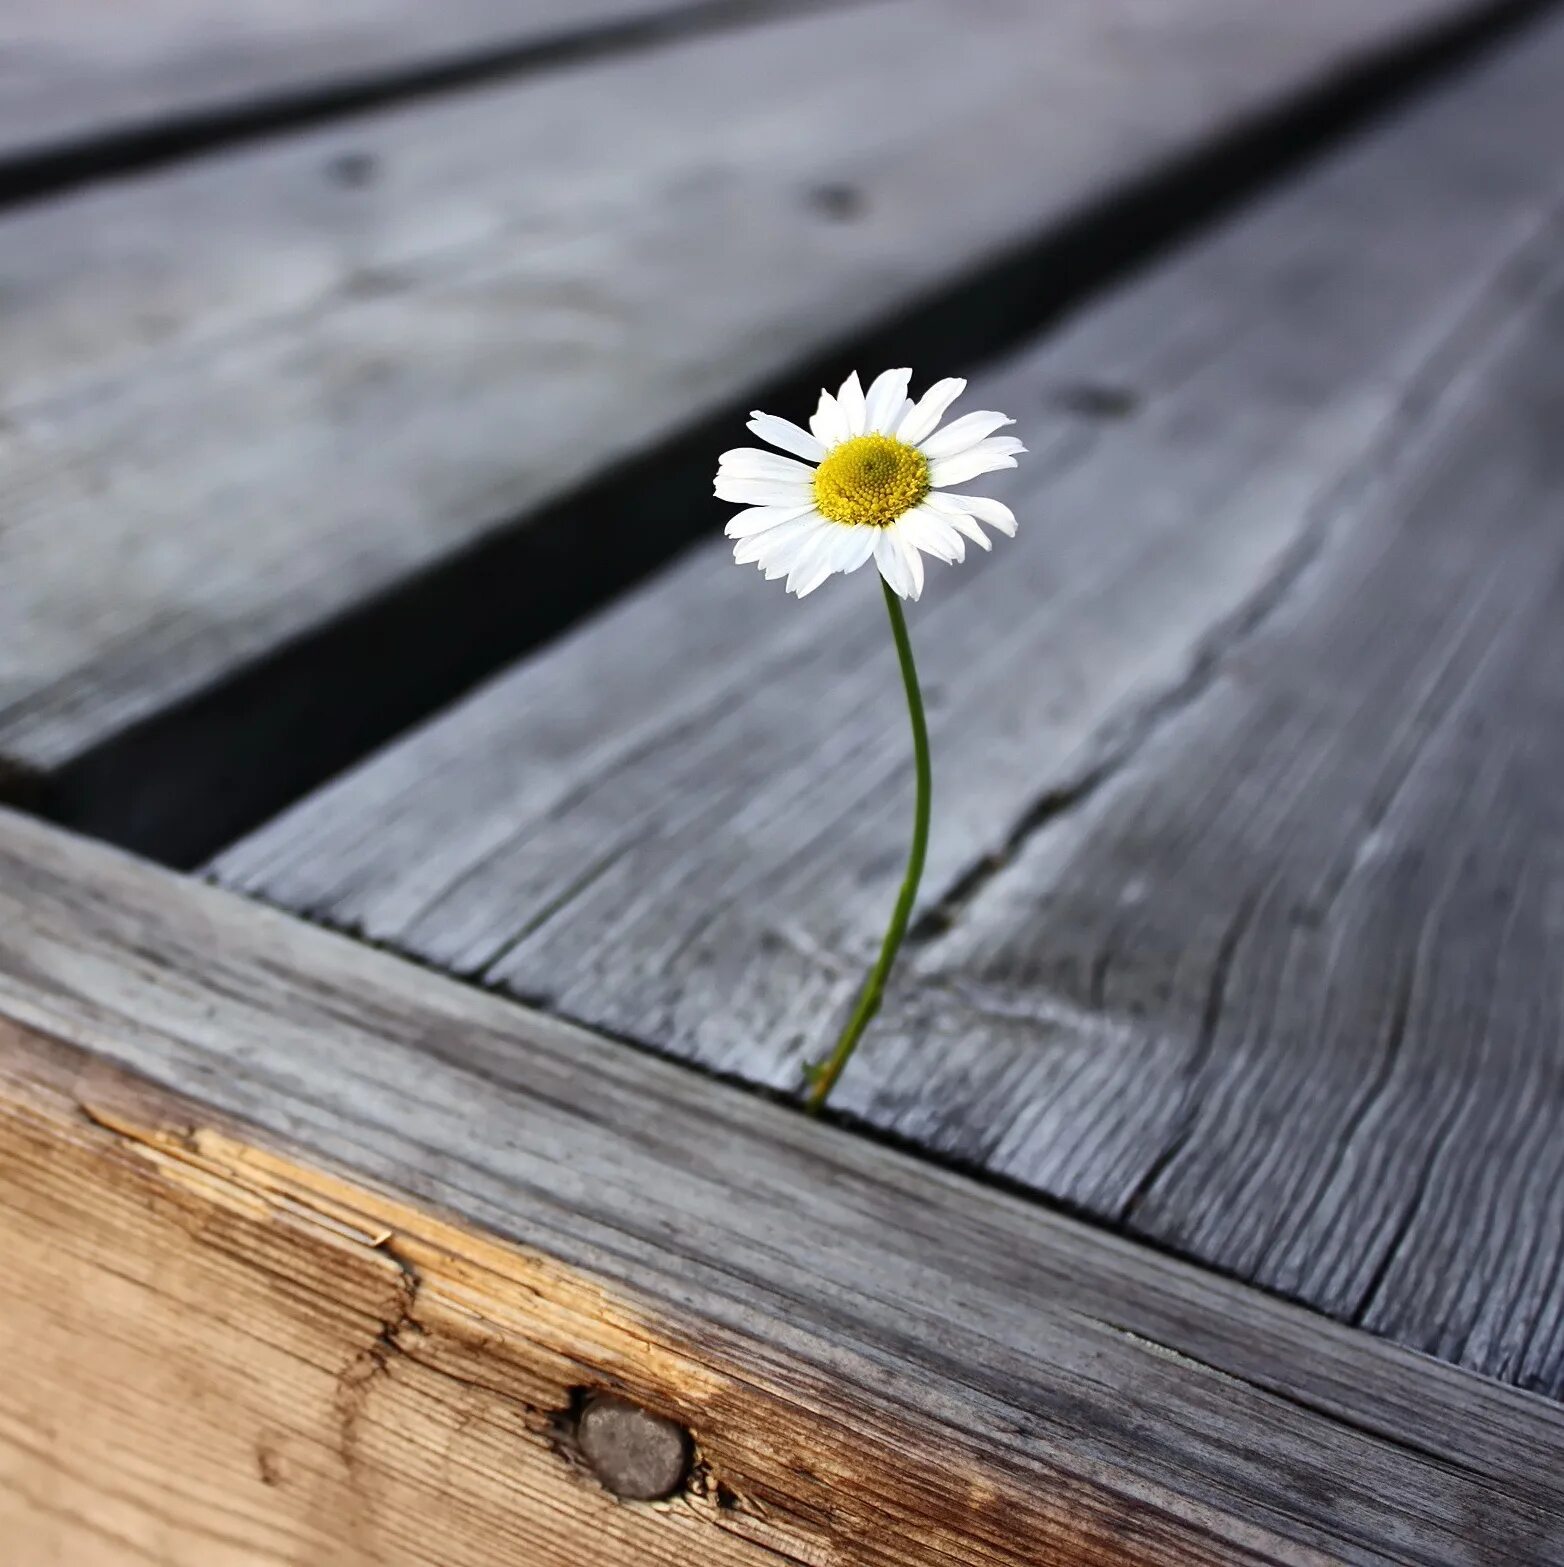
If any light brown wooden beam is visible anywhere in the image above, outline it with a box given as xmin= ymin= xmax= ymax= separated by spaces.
xmin=3 ymin=1026 xmax=746 ymax=1567
xmin=1 ymin=808 xmax=1560 ymax=1564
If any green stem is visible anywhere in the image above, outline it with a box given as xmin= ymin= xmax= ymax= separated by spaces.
xmin=804 ymin=577 xmax=931 ymax=1114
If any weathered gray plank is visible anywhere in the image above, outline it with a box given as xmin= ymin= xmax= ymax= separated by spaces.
xmin=910 ymin=255 xmax=1564 ymax=1395
xmin=0 ymin=0 xmax=1505 ymax=792
xmin=0 ymin=0 xmax=768 ymax=170
xmin=214 ymin=15 xmax=1564 ymax=1395
xmin=5 ymin=806 xmax=1564 ymax=1563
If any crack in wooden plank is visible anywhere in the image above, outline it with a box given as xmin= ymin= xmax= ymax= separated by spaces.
xmin=1118 ymin=889 xmax=1261 ymax=1227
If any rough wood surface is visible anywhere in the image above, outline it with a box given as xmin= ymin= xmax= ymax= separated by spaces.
xmin=0 ymin=0 xmax=768 ymax=172
xmin=5 ymin=808 xmax=1564 ymax=1564
xmin=214 ymin=16 xmax=1564 ymax=1397
xmin=0 ymin=0 xmax=1501 ymax=789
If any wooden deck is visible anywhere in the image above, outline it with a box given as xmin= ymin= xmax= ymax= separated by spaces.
xmin=3 ymin=1 xmax=1563 ymax=1562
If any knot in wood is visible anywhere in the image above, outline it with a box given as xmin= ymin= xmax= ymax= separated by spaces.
xmin=574 ymin=1393 xmax=692 ymax=1502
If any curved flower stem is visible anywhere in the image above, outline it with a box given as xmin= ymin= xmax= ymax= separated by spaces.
xmin=804 ymin=578 xmax=931 ymax=1114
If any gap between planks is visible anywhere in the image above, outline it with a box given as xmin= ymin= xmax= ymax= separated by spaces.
xmin=0 ymin=0 xmax=851 ymax=208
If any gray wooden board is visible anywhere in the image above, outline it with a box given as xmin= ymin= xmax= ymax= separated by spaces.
xmin=0 ymin=0 xmax=1500 ymax=784
xmin=5 ymin=807 xmax=1564 ymax=1563
xmin=0 ymin=0 xmax=771 ymax=168
xmin=214 ymin=15 xmax=1564 ymax=1397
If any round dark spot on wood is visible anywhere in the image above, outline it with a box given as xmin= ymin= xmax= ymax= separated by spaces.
xmin=575 ymin=1394 xmax=692 ymax=1501
xmin=807 ymin=182 xmax=866 ymax=221
xmin=327 ymin=151 xmax=379 ymax=189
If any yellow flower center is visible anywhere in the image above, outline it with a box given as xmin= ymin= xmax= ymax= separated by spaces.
xmin=813 ymin=434 xmax=929 ymax=527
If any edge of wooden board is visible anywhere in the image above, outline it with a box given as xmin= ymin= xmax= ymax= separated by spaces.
xmin=1 ymin=806 xmax=1561 ymax=1565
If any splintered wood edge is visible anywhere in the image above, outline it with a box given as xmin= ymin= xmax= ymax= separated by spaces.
xmin=1 ymin=809 xmax=1561 ymax=1565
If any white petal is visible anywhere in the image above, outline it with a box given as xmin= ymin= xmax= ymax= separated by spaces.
xmin=714 ymin=475 xmax=816 ymax=506
xmin=833 ymin=525 xmax=879 ymax=576
xmin=864 ymin=368 xmax=912 ymax=434
xmin=929 ymin=491 xmax=1017 ymax=537
xmin=917 ymin=411 xmax=1015 ymax=460
xmin=747 ymin=412 xmax=826 ymax=462
xmin=897 ymin=377 xmax=966 ymax=446
xmin=717 ymin=448 xmax=818 ymax=482
xmin=874 ymin=530 xmax=914 ymax=599
xmin=789 ymin=530 xmax=848 ymax=598
xmin=732 ymin=533 xmax=784 ymax=569
xmin=783 ymin=542 xmax=833 ymax=595
xmin=810 ymin=389 xmax=851 ymax=448
xmin=944 ymin=511 xmax=993 ymax=549
xmin=922 ymin=493 xmax=993 ymax=549
xmin=725 ymin=503 xmax=816 ymax=539
xmin=782 ymin=521 xmax=843 ymax=590
xmin=875 ymin=528 xmax=925 ymax=600
xmin=735 ymin=513 xmax=822 ymax=568
xmin=895 ymin=529 xmax=926 ymax=600
xmin=900 ymin=506 xmax=965 ymax=564
xmin=791 ymin=523 xmax=876 ymax=595
xmin=764 ymin=535 xmax=823 ymax=580
xmin=763 ymin=514 xmax=834 ymax=578
xmin=802 ymin=523 xmax=877 ymax=587
xmin=835 ymin=371 xmax=868 ymax=437
xmin=928 ymin=445 xmax=1021 ymax=488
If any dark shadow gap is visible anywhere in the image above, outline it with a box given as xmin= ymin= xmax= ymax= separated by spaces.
xmin=28 ymin=0 xmax=1558 ymax=869
xmin=0 ymin=0 xmax=858 ymax=211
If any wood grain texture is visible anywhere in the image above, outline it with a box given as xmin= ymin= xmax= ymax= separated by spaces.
xmin=907 ymin=263 xmax=1564 ymax=1398
xmin=0 ymin=0 xmax=1501 ymax=784
xmin=0 ymin=0 xmax=773 ymax=171
xmin=213 ymin=16 xmax=1564 ymax=1395
xmin=0 ymin=1026 xmax=791 ymax=1567
xmin=4 ymin=808 xmax=1564 ymax=1563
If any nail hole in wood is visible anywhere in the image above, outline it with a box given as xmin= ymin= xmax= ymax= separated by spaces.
xmin=1048 ymin=382 xmax=1141 ymax=420
xmin=807 ymin=181 xmax=866 ymax=221
xmin=572 ymin=1392 xmax=693 ymax=1502
xmin=326 ymin=150 xmax=378 ymax=189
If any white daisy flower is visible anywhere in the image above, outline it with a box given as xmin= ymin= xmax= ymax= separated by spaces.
xmin=715 ymin=369 xmax=1024 ymax=600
